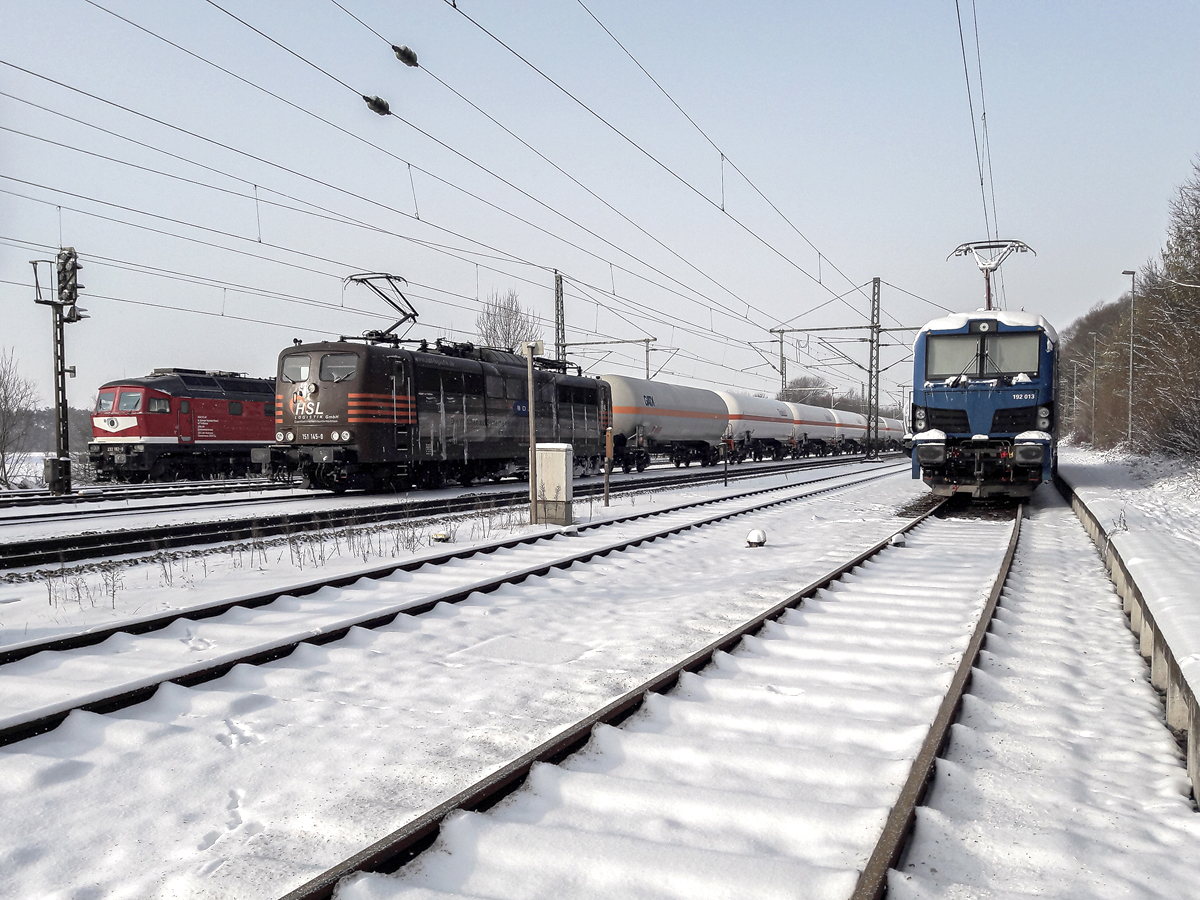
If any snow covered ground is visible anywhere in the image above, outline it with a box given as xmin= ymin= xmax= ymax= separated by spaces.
xmin=1057 ymin=448 xmax=1200 ymax=723
xmin=893 ymin=483 xmax=1200 ymax=898
xmin=0 ymin=468 xmax=923 ymax=899
xmin=0 ymin=460 xmax=894 ymax=648
xmin=339 ymin=515 xmax=1015 ymax=900
xmin=0 ymin=464 xmax=903 ymax=738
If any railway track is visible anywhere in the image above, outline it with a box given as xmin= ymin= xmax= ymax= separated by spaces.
xmin=0 ymin=476 xmax=294 ymax=509
xmin=0 ymin=462 xmax=908 ymax=748
xmin=285 ymin=503 xmax=1022 ymax=900
xmin=0 ymin=455 xmax=895 ymax=570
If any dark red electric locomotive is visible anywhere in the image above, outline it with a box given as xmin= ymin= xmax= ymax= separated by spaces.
xmin=89 ymin=368 xmax=276 ymax=481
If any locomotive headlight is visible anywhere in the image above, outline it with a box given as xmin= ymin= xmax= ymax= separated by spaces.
xmin=341 ymin=430 xmax=350 ymax=441
xmin=134 ymin=444 xmax=145 ymax=453
xmin=914 ymin=408 xmax=926 ymax=429
xmin=276 ymin=431 xmax=285 ymax=442
xmin=329 ymin=432 xmax=339 ymax=442
xmin=915 ymin=442 xmax=946 ymax=466
xmin=285 ymin=431 xmax=295 ymax=443
xmin=1037 ymin=406 xmax=1051 ymax=429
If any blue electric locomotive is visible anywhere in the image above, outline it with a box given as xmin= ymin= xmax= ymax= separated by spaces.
xmin=910 ymin=310 xmax=1058 ymax=498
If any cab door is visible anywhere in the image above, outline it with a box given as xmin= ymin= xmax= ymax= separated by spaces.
xmin=392 ymin=359 xmax=413 ymax=458
xmin=178 ymin=399 xmax=194 ymax=443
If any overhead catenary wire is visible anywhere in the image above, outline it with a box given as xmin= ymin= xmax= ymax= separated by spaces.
xmin=177 ymin=1 xmax=783 ymax=335
xmin=572 ymin=0 xmax=887 ymax=322
xmin=6 ymin=6 xmax=919 ymax=396
xmin=0 ymin=66 xmax=776 ymax=352
xmin=5 ymin=17 xmax=778 ymax=341
xmin=327 ymin=1 xmax=769 ymax=334
xmin=435 ymin=0 xmax=883 ymax=326
xmin=1 ymin=178 xmax=786 ymax=381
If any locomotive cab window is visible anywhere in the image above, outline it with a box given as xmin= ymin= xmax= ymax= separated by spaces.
xmin=229 ymin=401 xmax=243 ymax=416
xmin=281 ymin=354 xmax=311 ymax=383
xmin=983 ymin=333 xmax=1040 ymax=377
xmin=180 ymin=401 xmax=190 ymax=414
xmin=926 ymin=335 xmax=980 ymax=381
xmin=117 ymin=391 xmax=143 ymax=412
xmin=96 ymin=392 xmax=115 ymax=412
xmin=927 ymin=331 xmax=1041 ymax=381
xmin=147 ymin=397 xmax=170 ymax=413
xmin=486 ymin=375 xmax=504 ymax=399
xmin=319 ymin=353 xmax=358 ymax=383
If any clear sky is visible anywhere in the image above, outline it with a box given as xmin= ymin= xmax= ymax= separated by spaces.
xmin=2 ymin=1 xmax=1198 ymax=411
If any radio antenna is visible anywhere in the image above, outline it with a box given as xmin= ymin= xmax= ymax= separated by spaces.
xmin=343 ymin=272 xmax=419 ymax=343
xmin=949 ymin=240 xmax=1034 ymax=310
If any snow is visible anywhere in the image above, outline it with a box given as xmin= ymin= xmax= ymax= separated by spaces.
xmin=1057 ymin=449 xmax=1200 ymax=703
xmin=917 ymin=310 xmax=1058 ymax=341
xmin=0 ymin=461 xmax=890 ymax=648
xmin=892 ymin=483 xmax=1200 ymax=898
xmin=0 ymin=469 xmax=926 ymax=899
xmin=339 ymin=516 xmax=1014 ymax=899
xmin=0 ymin=466 xmax=903 ymax=735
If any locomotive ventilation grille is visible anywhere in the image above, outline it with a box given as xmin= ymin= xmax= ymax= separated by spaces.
xmin=925 ymin=408 xmax=971 ymax=433
xmin=990 ymin=405 xmax=1039 ymax=433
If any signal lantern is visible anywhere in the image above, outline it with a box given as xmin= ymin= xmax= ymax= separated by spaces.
xmin=55 ymin=247 xmax=84 ymax=304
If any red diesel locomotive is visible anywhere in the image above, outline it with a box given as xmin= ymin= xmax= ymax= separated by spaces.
xmin=88 ymin=368 xmax=276 ymax=481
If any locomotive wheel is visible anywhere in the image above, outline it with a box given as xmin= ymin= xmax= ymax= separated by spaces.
xmin=674 ymin=459 xmax=681 ymax=467
xmin=622 ymin=462 xmax=632 ymax=475
xmin=635 ymin=457 xmax=647 ymax=473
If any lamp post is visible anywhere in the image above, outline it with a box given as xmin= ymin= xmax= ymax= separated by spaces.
xmin=1122 ymin=269 xmax=1136 ymax=445
xmin=1088 ymin=332 xmax=1104 ymax=445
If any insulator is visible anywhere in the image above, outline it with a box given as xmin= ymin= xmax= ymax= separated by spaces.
xmin=392 ymin=45 xmax=419 ymax=67
xmin=362 ymin=94 xmax=391 ymax=116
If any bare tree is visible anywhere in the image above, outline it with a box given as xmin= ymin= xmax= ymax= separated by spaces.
xmin=0 ymin=348 xmax=39 ymax=488
xmin=777 ymin=374 xmax=832 ymax=406
xmin=475 ymin=288 xmax=543 ymax=351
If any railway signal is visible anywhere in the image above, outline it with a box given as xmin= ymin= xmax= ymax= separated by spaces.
xmin=32 ymin=247 xmax=90 ymax=494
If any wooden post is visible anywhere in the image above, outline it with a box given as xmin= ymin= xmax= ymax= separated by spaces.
xmin=604 ymin=426 xmax=612 ymax=507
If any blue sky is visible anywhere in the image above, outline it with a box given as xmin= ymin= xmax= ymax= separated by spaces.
xmin=2 ymin=1 xmax=1197 ymax=409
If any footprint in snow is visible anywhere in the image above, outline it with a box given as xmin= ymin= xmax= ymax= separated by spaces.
xmin=216 ymin=719 xmax=263 ymax=749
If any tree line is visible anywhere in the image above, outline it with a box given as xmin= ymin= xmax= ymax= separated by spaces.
xmin=1057 ymin=158 xmax=1200 ymax=453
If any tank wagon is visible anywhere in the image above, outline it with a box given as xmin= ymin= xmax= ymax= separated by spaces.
xmin=601 ymin=373 xmax=726 ymax=472
xmin=88 ymin=369 xmax=275 ymax=482
xmin=714 ymin=392 xmax=796 ymax=461
xmin=910 ymin=309 xmax=1057 ymax=498
xmin=274 ymin=339 xmax=610 ymax=491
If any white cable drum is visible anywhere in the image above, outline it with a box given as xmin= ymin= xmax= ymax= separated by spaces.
xmin=600 ymin=374 xmax=728 ymax=445
xmin=714 ymin=391 xmax=795 ymax=443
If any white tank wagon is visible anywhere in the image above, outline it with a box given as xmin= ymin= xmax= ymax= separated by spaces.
xmin=784 ymin=402 xmax=839 ymax=456
xmin=880 ymin=417 xmax=905 ymax=450
xmin=831 ymin=409 xmax=869 ymax=452
xmin=600 ymin=373 xmax=728 ymax=472
xmin=715 ymin=391 xmax=796 ymax=461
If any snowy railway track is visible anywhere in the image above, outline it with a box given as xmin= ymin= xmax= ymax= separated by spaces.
xmin=294 ymin=505 xmax=1021 ymax=900
xmin=0 ymin=476 xmax=293 ymax=509
xmin=0 ymin=455 xmax=881 ymax=570
xmin=0 ymin=463 xmax=907 ymax=748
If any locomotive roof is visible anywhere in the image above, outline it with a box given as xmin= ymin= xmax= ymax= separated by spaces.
xmin=98 ymin=369 xmax=274 ymax=398
xmin=918 ymin=309 xmax=1058 ymax=341
xmin=286 ymin=340 xmax=600 ymax=381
